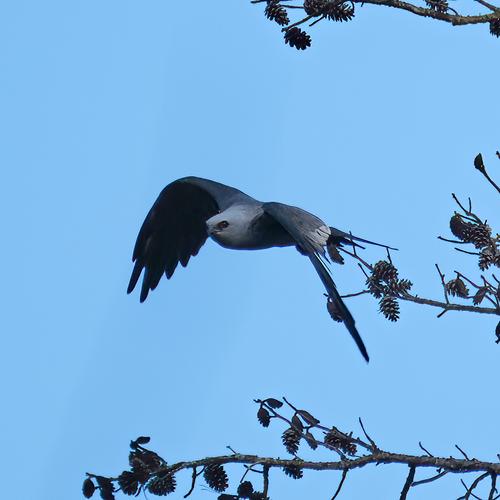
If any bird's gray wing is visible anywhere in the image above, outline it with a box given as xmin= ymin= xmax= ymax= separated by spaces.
xmin=262 ymin=202 xmax=369 ymax=362
xmin=128 ymin=177 xmax=253 ymax=302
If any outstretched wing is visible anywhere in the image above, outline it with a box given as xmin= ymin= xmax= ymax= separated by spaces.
xmin=128 ymin=177 xmax=251 ymax=302
xmin=262 ymin=202 xmax=369 ymax=362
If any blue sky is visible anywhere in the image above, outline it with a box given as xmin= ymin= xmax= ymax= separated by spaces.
xmin=1 ymin=1 xmax=499 ymax=499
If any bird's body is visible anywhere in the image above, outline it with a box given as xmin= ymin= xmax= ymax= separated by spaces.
xmin=207 ymin=204 xmax=309 ymax=250
xmin=128 ymin=176 xmax=394 ymax=362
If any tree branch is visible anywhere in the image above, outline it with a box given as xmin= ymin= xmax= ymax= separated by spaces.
xmin=84 ymin=398 xmax=500 ymax=499
xmin=253 ymin=0 xmax=500 ymax=51
xmin=351 ymin=0 xmax=500 ymax=26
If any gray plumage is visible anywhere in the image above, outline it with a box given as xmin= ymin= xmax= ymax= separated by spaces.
xmin=128 ymin=176 xmax=394 ymax=362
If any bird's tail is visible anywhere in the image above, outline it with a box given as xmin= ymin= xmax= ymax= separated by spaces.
xmin=328 ymin=227 xmax=397 ymax=251
xmin=308 ymin=253 xmax=369 ymax=362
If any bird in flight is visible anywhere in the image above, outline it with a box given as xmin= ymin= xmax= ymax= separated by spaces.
xmin=128 ymin=177 xmax=394 ymax=362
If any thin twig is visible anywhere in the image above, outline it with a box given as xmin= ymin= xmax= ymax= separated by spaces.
xmin=331 ymin=469 xmax=348 ymax=500
xmin=455 ymin=444 xmax=471 ymax=461
xmin=436 ymin=264 xmax=449 ymax=304
xmin=476 ymin=0 xmax=500 ymax=12
xmin=412 ymin=470 xmax=448 ymax=486
xmin=400 ymin=466 xmax=416 ymax=500
xmin=489 ymin=473 xmax=498 ymax=500
xmin=419 ymin=442 xmax=433 ymax=457
xmin=263 ymin=464 xmax=270 ymax=497
xmin=358 ymin=418 xmax=378 ymax=451
xmin=341 ymin=290 xmax=370 ymax=299
xmin=183 ymin=467 xmax=197 ymax=498
xmin=460 ymin=473 xmax=489 ymax=500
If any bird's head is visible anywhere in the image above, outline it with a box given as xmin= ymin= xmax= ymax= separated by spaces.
xmin=206 ymin=207 xmax=251 ymax=247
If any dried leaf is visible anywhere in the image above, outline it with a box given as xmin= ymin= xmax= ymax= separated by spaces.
xmin=291 ymin=414 xmax=304 ymax=432
xmin=264 ymin=398 xmax=283 ymax=409
xmin=297 ymin=410 xmax=320 ymax=426
xmin=304 ymin=431 xmax=318 ymax=450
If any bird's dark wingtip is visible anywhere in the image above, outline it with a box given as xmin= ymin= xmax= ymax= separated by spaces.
xmin=128 ymin=261 xmax=143 ymax=295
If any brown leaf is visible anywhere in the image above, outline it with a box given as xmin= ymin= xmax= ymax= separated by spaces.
xmin=297 ymin=410 xmax=320 ymax=426
xmin=291 ymin=414 xmax=304 ymax=432
xmin=304 ymin=431 xmax=318 ymax=450
xmin=265 ymin=398 xmax=283 ymax=409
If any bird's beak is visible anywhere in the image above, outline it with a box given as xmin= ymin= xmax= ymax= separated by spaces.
xmin=206 ymin=224 xmax=218 ymax=236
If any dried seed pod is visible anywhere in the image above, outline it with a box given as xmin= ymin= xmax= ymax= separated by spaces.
xmin=474 ymin=153 xmax=485 ymax=172
xmin=446 ymin=278 xmax=469 ymax=298
xmin=284 ymin=27 xmax=311 ymax=50
xmin=82 ymin=478 xmax=96 ymax=498
xmin=324 ymin=2 xmax=355 ymax=22
xmin=479 ymin=248 xmax=494 ymax=271
xmin=472 ymin=287 xmax=488 ymax=305
xmin=490 ymin=19 xmax=500 ymax=37
xmin=324 ymin=429 xmax=357 ymax=455
xmin=282 ymin=427 xmax=301 ymax=455
xmin=449 ymin=214 xmax=473 ymax=242
xmin=303 ymin=0 xmax=327 ymax=16
xmin=265 ymin=0 xmax=289 ymax=26
xmin=250 ymin=492 xmax=268 ymax=500
xmin=366 ymin=276 xmax=385 ymax=298
xmin=391 ymin=279 xmax=413 ymax=295
xmin=425 ymin=0 xmax=449 ymax=12
xmin=129 ymin=450 xmax=161 ymax=482
xmin=237 ymin=481 xmax=254 ymax=498
xmin=283 ymin=464 xmax=303 ymax=479
xmin=372 ymin=260 xmax=398 ymax=282
xmin=118 ymin=471 xmax=140 ymax=496
xmin=204 ymin=464 xmax=229 ymax=493
xmin=468 ymin=224 xmax=492 ymax=249
xmin=96 ymin=477 xmax=115 ymax=500
xmin=379 ymin=295 xmax=400 ymax=321
xmin=257 ymin=406 xmax=271 ymax=428
xmin=147 ymin=472 xmax=176 ymax=495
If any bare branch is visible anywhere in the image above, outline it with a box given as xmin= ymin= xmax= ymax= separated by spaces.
xmin=331 ymin=469 xmax=348 ymax=500
xmin=412 ymin=470 xmax=448 ymax=487
xmin=86 ymin=398 xmax=500 ymax=498
xmin=253 ymin=0 xmax=500 ymax=51
xmin=399 ymin=466 xmax=416 ymax=500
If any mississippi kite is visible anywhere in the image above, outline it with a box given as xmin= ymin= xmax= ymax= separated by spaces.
xmin=128 ymin=176 xmax=393 ymax=362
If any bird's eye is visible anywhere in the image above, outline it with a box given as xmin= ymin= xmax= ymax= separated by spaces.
xmin=217 ymin=221 xmax=229 ymax=229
